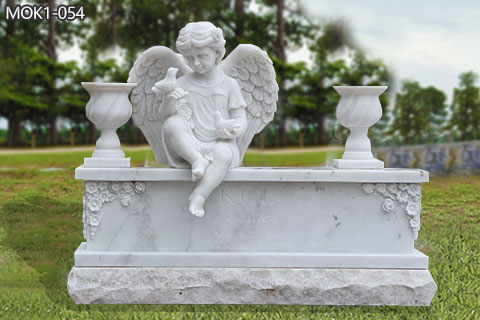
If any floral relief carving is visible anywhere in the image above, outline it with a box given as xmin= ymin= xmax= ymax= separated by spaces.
xmin=82 ymin=181 xmax=147 ymax=240
xmin=362 ymin=183 xmax=422 ymax=239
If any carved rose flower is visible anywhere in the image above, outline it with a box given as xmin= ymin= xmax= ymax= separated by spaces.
xmin=110 ymin=182 xmax=121 ymax=193
xmin=382 ymin=198 xmax=396 ymax=213
xmin=89 ymin=215 xmax=100 ymax=227
xmin=411 ymin=194 xmax=421 ymax=202
xmin=87 ymin=198 xmax=102 ymax=212
xmin=82 ymin=196 xmax=86 ymax=221
xmin=387 ymin=184 xmax=398 ymax=194
xmin=134 ymin=182 xmax=146 ymax=193
xmin=85 ymin=182 xmax=97 ymax=194
xmin=396 ymin=191 xmax=410 ymax=203
xmin=362 ymin=184 xmax=375 ymax=194
xmin=176 ymin=102 xmax=192 ymax=120
xmin=120 ymin=195 xmax=131 ymax=207
xmin=122 ymin=182 xmax=134 ymax=193
xmin=100 ymin=191 xmax=110 ymax=202
xmin=410 ymin=219 xmax=420 ymax=230
xmin=406 ymin=202 xmax=420 ymax=217
xmin=399 ymin=183 xmax=408 ymax=191
xmin=407 ymin=184 xmax=421 ymax=196
xmin=375 ymin=183 xmax=387 ymax=194
xmin=98 ymin=182 xmax=108 ymax=190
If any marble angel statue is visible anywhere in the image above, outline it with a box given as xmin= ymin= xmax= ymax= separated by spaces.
xmin=128 ymin=21 xmax=278 ymax=217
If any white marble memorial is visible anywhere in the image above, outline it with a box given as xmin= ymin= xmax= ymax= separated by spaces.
xmin=68 ymin=21 xmax=436 ymax=306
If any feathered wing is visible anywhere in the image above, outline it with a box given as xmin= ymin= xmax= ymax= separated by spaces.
xmin=220 ymin=44 xmax=279 ymax=160
xmin=127 ymin=46 xmax=191 ymax=164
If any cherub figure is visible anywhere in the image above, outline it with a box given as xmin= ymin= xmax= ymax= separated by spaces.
xmin=128 ymin=22 xmax=278 ymax=217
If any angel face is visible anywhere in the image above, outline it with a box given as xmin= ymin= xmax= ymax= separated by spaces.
xmin=183 ymin=47 xmax=218 ymax=74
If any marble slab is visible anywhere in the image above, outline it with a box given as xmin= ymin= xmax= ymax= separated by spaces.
xmin=68 ymin=266 xmax=437 ymax=305
xmin=81 ymin=180 xmax=423 ymax=256
xmin=72 ymin=166 xmax=435 ymax=305
xmin=84 ymin=157 xmax=131 ymax=168
xmin=75 ymin=166 xmax=429 ymax=183
xmin=74 ymin=243 xmax=429 ymax=268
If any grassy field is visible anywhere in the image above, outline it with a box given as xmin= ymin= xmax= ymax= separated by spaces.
xmin=0 ymin=150 xmax=478 ymax=319
xmin=0 ymin=148 xmax=344 ymax=169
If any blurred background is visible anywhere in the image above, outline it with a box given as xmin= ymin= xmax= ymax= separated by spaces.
xmin=0 ymin=0 xmax=479 ymax=171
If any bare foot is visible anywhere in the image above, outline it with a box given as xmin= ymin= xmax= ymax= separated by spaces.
xmin=188 ymin=193 xmax=206 ymax=217
xmin=191 ymin=158 xmax=209 ymax=181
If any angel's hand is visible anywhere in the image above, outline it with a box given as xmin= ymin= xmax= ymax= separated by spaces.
xmin=216 ymin=127 xmax=240 ymax=139
xmin=165 ymin=88 xmax=188 ymax=106
xmin=158 ymin=88 xmax=188 ymax=121
xmin=213 ymin=111 xmax=241 ymax=139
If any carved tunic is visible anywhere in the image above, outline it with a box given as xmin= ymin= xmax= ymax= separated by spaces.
xmin=162 ymin=72 xmax=246 ymax=168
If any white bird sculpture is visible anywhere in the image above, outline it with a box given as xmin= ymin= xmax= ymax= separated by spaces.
xmin=152 ymin=67 xmax=178 ymax=94
xmin=213 ymin=111 xmax=240 ymax=135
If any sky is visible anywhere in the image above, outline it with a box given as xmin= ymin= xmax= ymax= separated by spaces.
xmin=295 ymin=0 xmax=480 ymax=103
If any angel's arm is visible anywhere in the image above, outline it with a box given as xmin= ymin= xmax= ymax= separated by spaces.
xmin=157 ymin=88 xmax=188 ymax=123
xmin=230 ymin=108 xmax=247 ymax=137
xmin=215 ymin=79 xmax=248 ymax=139
xmin=227 ymin=77 xmax=248 ymax=137
xmin=215 ymin=108 xmax=247 ymax=140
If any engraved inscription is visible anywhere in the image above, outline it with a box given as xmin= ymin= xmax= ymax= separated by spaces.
xmin=210 ymin=230 xmax=292 ymax=251
xmin=221 ymin=183 xmax=290 ymax=205
xmin=212 ymin=183 xmax=293 ymax=251
xmin=225 ymin=209 xmax=279 ymax=224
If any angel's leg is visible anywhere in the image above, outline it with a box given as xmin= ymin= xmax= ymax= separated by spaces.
xmin=188 ymin=142 xmax=233 ymax=217
xmin=163 ymin=116 xmax=209 ymax=180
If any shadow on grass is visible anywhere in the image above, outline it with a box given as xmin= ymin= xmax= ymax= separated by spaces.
xmin=0 ymin=194 xmax=81 ymax=302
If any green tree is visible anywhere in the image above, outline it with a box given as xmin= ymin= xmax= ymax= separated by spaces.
xmin=389 ymin=80 xmax=447 ymax=145
xmin=0 ymin=40 xmax=52 ymax=146
xmin=449 ymin=71 xmax=480 ymax=141
xmin=0 ymin=0 xmax=84 ymax=146
xmin=250 ymin=0 xmax=315 ymax=146
xmin=287 ymin=21 xmax=391 ymax=145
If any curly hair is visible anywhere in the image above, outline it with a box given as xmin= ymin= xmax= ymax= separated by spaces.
xmin=176 ymin=22 xmax=226 ymax=65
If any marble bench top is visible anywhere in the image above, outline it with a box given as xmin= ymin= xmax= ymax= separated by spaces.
xmin=75 ymin=166 xmax=429 ymax=183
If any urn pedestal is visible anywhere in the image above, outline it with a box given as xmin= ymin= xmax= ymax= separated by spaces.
xmin=81 ymin=82 xmax=136 ymax=168
xmin=333 ymin=86 xmax=386 ymax=169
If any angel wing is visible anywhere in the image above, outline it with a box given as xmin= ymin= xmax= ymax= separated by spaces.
xmin=127 ymin=46 xmax=191 ymax=164
xmin=220 ymin=44 xmax=279 ymax=160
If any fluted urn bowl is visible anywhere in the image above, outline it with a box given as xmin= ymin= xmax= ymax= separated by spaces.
xmin=334 ymin=86 xmax=387 ymax=129
xmin=82 ymin=82 xmax=136 ymax=158
xmin=333 ymin=86 xmax=387 ymax=168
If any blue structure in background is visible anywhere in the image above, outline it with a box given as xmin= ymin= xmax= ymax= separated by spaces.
xmin=388 ymin=149 xmax=412 ymax=168
xmin=423 ymin=147 xmax=448 ymax=172
xmin=377 ymin=141 xmax=480 ymax=173
xmin=458 ymin=143 xmax=480 ymax=170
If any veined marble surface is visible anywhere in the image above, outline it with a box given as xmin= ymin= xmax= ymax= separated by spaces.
xmin=74 ymin=243 xmax=429 ymax=268
xmin=81 ymin=179 xmax=424 ymax=257
xmin=75 ymin=166 xmax=429 ymax=183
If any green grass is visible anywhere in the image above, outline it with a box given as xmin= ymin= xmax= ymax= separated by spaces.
xmin=0 ymin=151 xmax=479 ymax=319
xmin=0 ymin=150 xmax=154 ymax=169
xmin=0 ymin=148 xmax=343 ymax=169
xmin=242 ymin=149 xmax=343 ymax=167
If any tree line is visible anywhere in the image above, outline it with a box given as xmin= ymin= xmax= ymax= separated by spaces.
xmin=0 ymin=0 xmax=479 ymax=148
